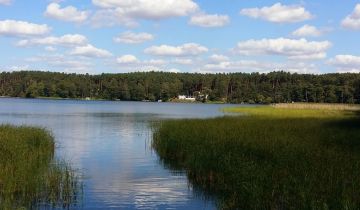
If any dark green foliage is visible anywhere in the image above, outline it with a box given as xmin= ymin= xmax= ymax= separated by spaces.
xmin=152 ymin=110 xmax=360 ymax=209
xmin=0 ymin=125 xmax=82 ymax=209
xmin=1 ymin=71 xmax=360 ymax=103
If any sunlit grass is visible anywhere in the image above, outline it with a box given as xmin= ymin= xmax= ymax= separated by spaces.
xmin=223 ymin=104 xmax=358 ymax=119
xmin=153 ymin=105 xmax=360 ymax=209
xmin=0 ymin=125 xmax=82 ymax=209
xmin=273 ymin=103 xmax=360 ymax=111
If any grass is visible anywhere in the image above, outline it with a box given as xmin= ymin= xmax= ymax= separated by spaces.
xmin=0 ymin=125 xmax=82 ymax=209
xmin=272 ymin=103 xmax=360 ymax=111
xmin=224 ymin=105 xmax=356 ymax=119
xmin=152 ymin=104 xmax=360 ymax=209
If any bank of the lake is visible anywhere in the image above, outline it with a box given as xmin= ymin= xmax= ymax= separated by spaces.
xmin=0 ymin=125 xmax=82 ymax=209
xmin=1 ymin=95 xmax=230 ymax=105
xmin=152 ymin=104 xmax=360 ymax=209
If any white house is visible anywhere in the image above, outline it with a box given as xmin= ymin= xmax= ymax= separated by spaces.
xmin=185 ymin=97 xmax=196 ymax=101
xmin=178 ymin=95 xmax=187 ymax=100
xmin=178 ymin=95 xmax=196 ymax=101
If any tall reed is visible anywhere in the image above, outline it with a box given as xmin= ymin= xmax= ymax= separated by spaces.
xmin=153 ymin=106 xmax=360 ymax=209
xmin=0 ymin=125 xmax=82 ymax=209
xmin=272 ymin=102 xmax=360 ymax=111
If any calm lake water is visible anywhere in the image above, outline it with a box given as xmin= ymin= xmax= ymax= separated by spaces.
xmin=0 ymin=98 xmax=240 ymax=209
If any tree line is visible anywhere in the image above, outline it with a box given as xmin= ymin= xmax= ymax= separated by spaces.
xmin=1 ymin=71 xmax=360 ymax=104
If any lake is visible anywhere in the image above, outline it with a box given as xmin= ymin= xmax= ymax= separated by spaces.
xmin=0 ymin=98 xmax=240 ymax=209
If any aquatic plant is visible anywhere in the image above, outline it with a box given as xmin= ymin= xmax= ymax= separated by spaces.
xmin=153 ymin=105 xmax=360 ymax=209
xmin=0 ymin=125 xmax=82 ymax=209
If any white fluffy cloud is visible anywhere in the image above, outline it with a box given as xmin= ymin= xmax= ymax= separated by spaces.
xmin=146 ymin=59 xmax=167 ymax=66
xmin=144 ymin=43 xmax=208 ymax=57
xmin=283 ymin=62 xmax=320 ymax=74
xmin=115 ymin=54 xmax=167 ymax=73
xmin=240 ymin=3 xmax=312 ymax=23
xmin=292 ymin=25 xmax=323 ymax=37
xmin=7 ymin=65 xmax=31 ymax=71
xmin=203 ymin=60 xmax=319 ymax=74
xmin=69 ymin=44 xmax=112 ymax=58
xmin=0 ymin=0 xmax=11 ymax=5
xmin=234 ymin=38 xmax=331 ymax=60
xmin=92 ymin=0 xmax=198 ymax=20
xmin=26 ymin=54 xmax=93 ymax=73
xmin=117 ymin=54 xmax=139 ymax=64
xmin=204 ymin=60 xmax=271 ymax=72
xmin=17 ymin=34 xmax=88 ymax=47
xmin=0 ymin=20 xmax=50 ymax=36
xmin=114 ymin=31 xmax=154 ymax=44
xmin=173 ymin=58 xmax=193 ymax=65
xmin=44 ymin=3 xmax=89 ymax=23
xmin=91 ymin=9 xmax=138 ymax=28
xmin=45 ymin=46 xmax=57 ymax=52
xmin=328 ymin=55 xmax=360 ymax=73
xmin=189 ymin=13 xmax=230 ymax=27
xmin=116 ymin=55 xmax=166 ymax=67
xmin=341 ymin=4 xmax=360 ymax=30
xmin=209 ymin=54 xmax=229 ymax=63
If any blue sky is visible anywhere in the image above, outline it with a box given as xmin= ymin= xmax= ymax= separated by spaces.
xmin=0 ymin=0 xmax=360 ymax=74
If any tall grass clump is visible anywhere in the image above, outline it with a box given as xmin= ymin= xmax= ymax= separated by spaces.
xmin=0 ymin=125 xmax=82 ymax=209
xmin=272 ymin=103 xmax=360 ymax=111
xmin=153 ymin=106 xmax=360 ymax=209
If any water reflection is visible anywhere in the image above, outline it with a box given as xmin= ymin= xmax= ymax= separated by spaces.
xmin=155 ymin=151 xmax=219 ymax=209
xmin=0 ymin=98 xmax=241 ymax=209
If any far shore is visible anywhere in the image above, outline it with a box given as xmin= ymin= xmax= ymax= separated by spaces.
xmin=0 ymin=95 xmax=229 ymax=104
xmin=2 ymin=96 xmax=360 ymax=110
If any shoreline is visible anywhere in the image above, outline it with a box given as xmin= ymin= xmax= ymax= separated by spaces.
xmin=0 ymin=95 xmax=231 ymax=104
xmin=3 ymin=96 xmax=360 ymax=106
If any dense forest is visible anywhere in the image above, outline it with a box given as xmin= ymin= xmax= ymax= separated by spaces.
xmin=1 ymin=71 xmax=360 ymax=104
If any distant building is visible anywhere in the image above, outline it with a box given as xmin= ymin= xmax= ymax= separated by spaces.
xmin=178 ymin=95 xmax=186 ymax=100
xmin=185 ymin=97 xmax=196 ymax=101
xmin=178 ymin=95 xmax=196 ymax=101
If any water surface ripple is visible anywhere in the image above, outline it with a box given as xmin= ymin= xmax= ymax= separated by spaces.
xmin=0 ymin=98 xmax=242 ymax=209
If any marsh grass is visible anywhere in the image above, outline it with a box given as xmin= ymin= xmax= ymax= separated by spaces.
xmin=272 ymin=103 xmax=360 ymax=111
xmin=153 ymin=105 xmax=360 ymax=209
xmin=0 ymin=125 xmax=82 ymax=209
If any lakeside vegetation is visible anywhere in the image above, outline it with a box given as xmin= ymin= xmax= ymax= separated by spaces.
xmin=153 ymin=104 xmax=360 ymax=209
xmin=1 ymin=71 xmax=360 ymax=103
xmin=0 ymin=125 xmax=82 ymax=209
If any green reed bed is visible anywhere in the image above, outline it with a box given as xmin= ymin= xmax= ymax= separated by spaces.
xmin=0 ymin=125 xmax=82 ymax=209
xmin=152 ymin=106 xmax=360 ymax=209
xmin=272 ymin=103 xmax=360 ymax=111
